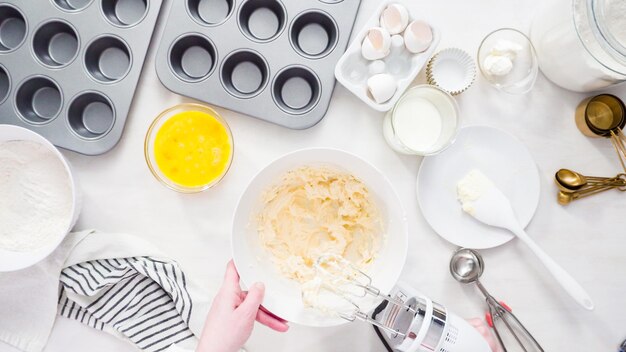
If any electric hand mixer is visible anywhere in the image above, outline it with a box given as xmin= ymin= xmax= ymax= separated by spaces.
xmin=314 ymin=255 xmax=492 ymax=352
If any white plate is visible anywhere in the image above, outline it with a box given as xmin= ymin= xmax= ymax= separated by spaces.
xmin=417 ymin=126 xmax=540 ymax=249
xmin=232 ymin=148 xmax=408 ymax=327
xmin=0 ymin=125 xmax=80 ymax=272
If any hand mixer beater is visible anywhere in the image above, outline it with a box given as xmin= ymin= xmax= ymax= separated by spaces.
xmin=313 ymin=255 xmax=492 ymax=352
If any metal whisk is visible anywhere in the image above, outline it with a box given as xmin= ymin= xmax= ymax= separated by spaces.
xmin=314 ymin=255 xmax=417 ymax=338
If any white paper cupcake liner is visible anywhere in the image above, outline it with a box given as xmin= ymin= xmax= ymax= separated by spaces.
xmin=426 ymin=48 xmax=476 ymax=95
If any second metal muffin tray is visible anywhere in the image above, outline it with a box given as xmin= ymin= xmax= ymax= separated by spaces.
xmin=155 ymin=0 xmax=361 ymax=129
xmin=0 ymin=0 xmax=162 ymax=155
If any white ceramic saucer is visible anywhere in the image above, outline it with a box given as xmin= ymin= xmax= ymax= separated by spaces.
xmin=417 ymin=126 xmax=540 ymax=249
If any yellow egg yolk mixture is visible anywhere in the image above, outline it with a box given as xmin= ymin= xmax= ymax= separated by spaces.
xmin=154 ymin=110 xmax=231 ymax=188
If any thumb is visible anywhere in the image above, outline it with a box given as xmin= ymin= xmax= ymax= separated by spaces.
xmin=237 ymin=282 xmax=265 ymax=318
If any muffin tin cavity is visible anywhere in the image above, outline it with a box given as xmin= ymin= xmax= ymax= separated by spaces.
xmin=156 ymin=0 xmax=360 ymax=129
xmin=0 ymin=0 xmax=163 ymax=154
xmin=53 ymin=0 xmax=94 ymax=11
xmin=170 ymin=34 xmax=216 ymax=82
xmin=102 ymin=0 xmax=148 ymax=27
xmin=85 ymin=36 xmax=131 ymax=83
xmin=221 ymin=50 xmax=268 ymax=97
xmin=239 ymin=0 xmax=286 ymax=42
xmin=68 ymin=92 xmax=115 ymax=138
xmin=16 ymin=76 xmax=62 ymax=124
xmin=188 ymin=0 xmax=233 ymax=26
xmin=0 ymin=66 xmax=10 ymax=104
xmin=33 ymin=21 xmax=79 ymax=67
xmin=290 ymin=10 xmax=338 ymax=59
xmin=0 ymin=5 xmax=26 ymax=52
xmin=272 ymin=66 xmax=320 ymax=114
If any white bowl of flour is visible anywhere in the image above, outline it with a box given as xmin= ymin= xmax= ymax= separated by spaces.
xmin=0 ymin=125 xmax=80 ymax=272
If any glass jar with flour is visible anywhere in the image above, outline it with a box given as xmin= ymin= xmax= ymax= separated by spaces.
xmin=531 ymin=0 xmax=626 ymax=92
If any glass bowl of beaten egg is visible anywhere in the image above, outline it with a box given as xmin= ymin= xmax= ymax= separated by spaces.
xmin=145 ymin=103 xmax=233 ymax=193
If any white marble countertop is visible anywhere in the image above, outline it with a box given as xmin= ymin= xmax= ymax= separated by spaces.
xmin=3 ymin=0 xmax=626 ymax=351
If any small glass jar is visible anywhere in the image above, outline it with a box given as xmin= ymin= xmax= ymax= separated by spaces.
xmin=531 ymin=0 xmax=626 ymax=92
xmin=478 ymin=28 xmax=539 ymax=94
xmin=383 ymin=85 xmax=460 ymax=156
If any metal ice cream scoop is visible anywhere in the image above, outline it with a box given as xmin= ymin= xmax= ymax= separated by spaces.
xmin=450 ymin=248 xmax=544 ymax=352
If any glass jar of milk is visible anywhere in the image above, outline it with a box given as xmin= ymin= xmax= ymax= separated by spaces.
xmin=531 ymin=0 xmax=626 ymax=92
xmin=383 ymin=85 xmax=460 ymax=156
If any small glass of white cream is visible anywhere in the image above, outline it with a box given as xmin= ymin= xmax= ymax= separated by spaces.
xmin=383 ymin=85 xmax=460 ymax=155
xmin=477 ymin=28 xmax=538 ymax=94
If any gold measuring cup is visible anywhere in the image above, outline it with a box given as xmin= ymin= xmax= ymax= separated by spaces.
xmin=575 ymin=94 xmax=626 ymax=171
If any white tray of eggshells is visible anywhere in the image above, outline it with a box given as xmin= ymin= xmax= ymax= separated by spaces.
xmin=335 ymin=1 xmax=440 ymax=112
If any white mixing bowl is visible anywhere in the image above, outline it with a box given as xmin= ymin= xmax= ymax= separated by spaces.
xmin=0 ymin=125 xmax=80 ymax=272
xmin=232 ymin=148 xmax=408 ymax=327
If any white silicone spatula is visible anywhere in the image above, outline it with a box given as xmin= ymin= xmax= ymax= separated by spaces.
xmin=459 ymin=170 xmax=594 ymax=310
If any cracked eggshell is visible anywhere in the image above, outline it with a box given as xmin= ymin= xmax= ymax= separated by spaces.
xmin=380 ymin=4 xmax=409 ymax=35
xmin=367 ymin=73 xmax=397 ymax=104
xmin=361 ymin=27 xmax=392 ymax=60
xmin=404 ymin=20 xmax=433 ymax=54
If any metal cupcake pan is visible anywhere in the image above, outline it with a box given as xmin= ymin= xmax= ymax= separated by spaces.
xmin=0 ymin=0 xmax=162 ymax=155
xmin=155 ymin=0 xmax=361 ymax=129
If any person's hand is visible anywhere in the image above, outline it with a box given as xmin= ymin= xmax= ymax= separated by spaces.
xmin=197 ymin=261 xmax=289 ymax=352
xmin=467 ymin=318 xmax=503 ymax=352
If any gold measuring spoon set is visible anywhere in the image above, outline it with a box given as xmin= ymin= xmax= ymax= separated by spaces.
xmin=555 ymin=94 xmax=626 ymax=205
xmin=555 ymin=169 xmax=626 ymax=205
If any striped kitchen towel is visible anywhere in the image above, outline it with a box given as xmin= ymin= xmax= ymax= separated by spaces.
xmin=58 ymin=256 xmax=196 ymax=352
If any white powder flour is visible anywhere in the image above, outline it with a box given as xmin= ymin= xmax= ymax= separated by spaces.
xmin=606 ymin=0 xmax=626 ymax=47
xmin=0 ymin=140 xmax=73 ymax=251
